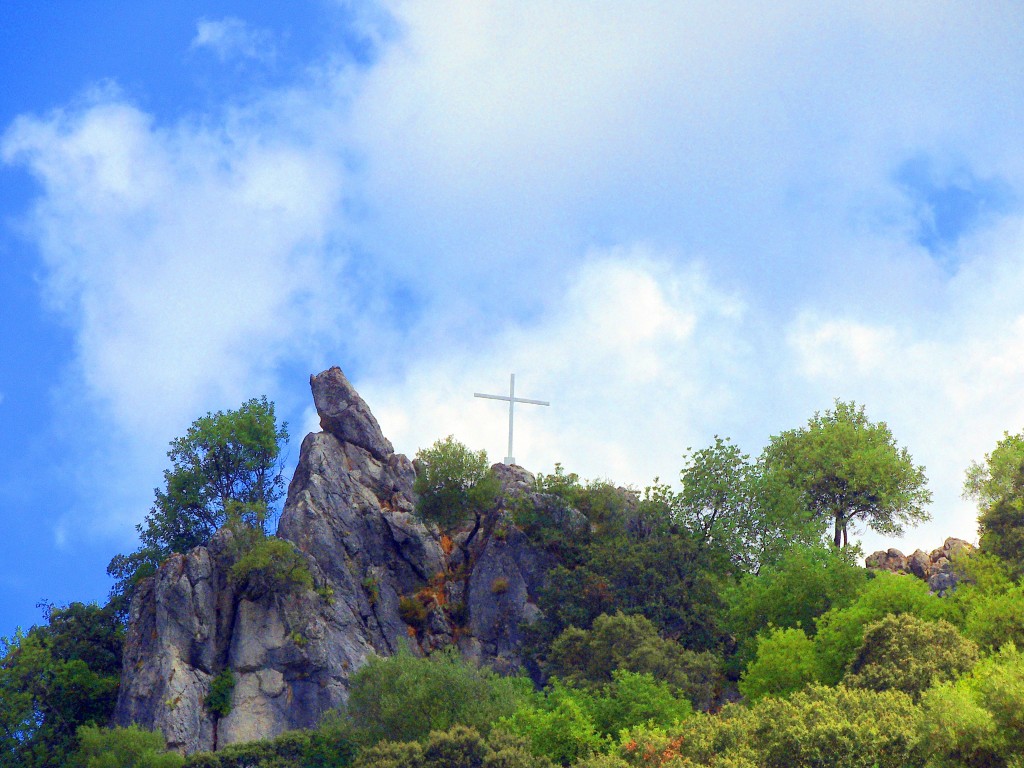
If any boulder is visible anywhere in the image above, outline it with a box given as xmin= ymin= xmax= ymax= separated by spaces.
xmin=865 ymin=538 xmax=976 ymax=594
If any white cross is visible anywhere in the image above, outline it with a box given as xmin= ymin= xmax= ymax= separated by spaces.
xmin=474 ymin=374 xmax=550 ymax=465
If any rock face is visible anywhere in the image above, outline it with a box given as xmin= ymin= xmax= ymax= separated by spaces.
xmin=115 ymin=367 xmax=552 ymax=753
xmin=865 ymin=537 xmax=975 ymax=595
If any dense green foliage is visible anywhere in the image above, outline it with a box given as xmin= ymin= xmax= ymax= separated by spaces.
xmin=524 ymin=473 xmax=725 ymax=660
xmin=71 ymin=725 xmax=183 ymax=768
xmin=227 ymin=531 xmax=314 ymax=596
xmin=673 ymin=437 xmax=820 ymax=572
xmin=413 ymin=435 xmax=500 ymax=534
xmin=204 ymin=669 xmax=236 ymax=718
xmin=546 ymin=612 xmax=720 ymax=711
xmin=344 ymin=647 xmax=532 ymax=745
xmin=0 ymin=603 xmax=123 ymax=768
xmin=24 ymin=401 xmax=1024 ymax=767
xmin=724 ymin=544 xmax=866 ymax=670
xmin=842 ymin=614 xmax=978 ymax=700
xmin=108 ymin=397 xmax=289 ymax=615
xmin=352 ymin=725 xmax=551 ymax=768
xmin=762 ymin=400 xmax=932 ymax=547
xmin=185 ymin=724 xmax=356 ymax=768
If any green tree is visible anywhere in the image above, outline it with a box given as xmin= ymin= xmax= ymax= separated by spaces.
xmin=724 ymin=544 xmax=867 ymax=672
xmin=107 ymin=397 xmax=288 ymax=614
xmin=762 ymin=400 xmax=931 ymax=548
xmin=962 ymin=432 xmax=1024 ymax=576
xmin=674 ymin=437 xmax=821 ymax=572
xmin=921 ymin=643 xmax=1024 ymax=768
xmin=413 ymin=436 xmax=500 ymax=552
xmin=352 ymin=725 xmax=551 ymax=768
xmin=0 ymin=603 xmax=123 ymax=768
xmin=738 ymin=627 xmax=819 ymax=701
xmin=70 ymin=725 xmax=182 ymax=768
xmin=812 ymin=572 xmax=948 ymax=685
xmin=344 ymin=647 xmax=531 ymax=747
xmin=976 ymin=464 xmax=1024 ymax=578
xmin=842 ymin=614 xmax=978 ymax=701
xmin=963 ymin=430 xmax=1024 ymax=509
xmin=546 ymin=612 xmax=720 ymax=711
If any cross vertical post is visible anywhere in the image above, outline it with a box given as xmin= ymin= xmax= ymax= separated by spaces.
xmin=474 ymin=374 xmax=550 ymax=465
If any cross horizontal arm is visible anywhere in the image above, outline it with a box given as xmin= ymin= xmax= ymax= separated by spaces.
xmin=474 ymin=393 xmax=511 ymax=402
xmin=514 ymin=397 xmax=550 ymax=406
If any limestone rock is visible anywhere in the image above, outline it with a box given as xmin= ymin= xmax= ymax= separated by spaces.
xmin=310 ymin=367 xmax=394 ymax=461
xmin=864 ymin=548 xmax=907 ymax=573
xmin=865 ymin=537 xmax=976 ymax=594
xmin=115 ymin=368 xmax=556 ymax=754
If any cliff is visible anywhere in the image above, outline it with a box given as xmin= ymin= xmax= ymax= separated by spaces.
xmin=114 ymin=367 xmax=554 ymax=753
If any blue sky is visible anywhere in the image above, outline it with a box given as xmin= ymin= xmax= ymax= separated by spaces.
xmin=2 ymin=2 xmax=1024 ymax=636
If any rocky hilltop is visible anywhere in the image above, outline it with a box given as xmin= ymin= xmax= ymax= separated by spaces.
xmin=865 ymin=537 xmax=975 ymax=594
xmin=114 ymin=368 xmax=554 ymax=753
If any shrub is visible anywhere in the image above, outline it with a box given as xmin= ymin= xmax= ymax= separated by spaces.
xmin=344 ymin=647 xmax=532 ymax=746
xmin=738 ymin=627 xmax=819 ymax=702
xmin=399 ymin=596 xmax=428 ymax=628
xmin=812 ymin=571 xmax=948 ymax=685
xmin=491 ymin=577 xmax=510 ymax=595
xmin=204 ymin=669 xmax=235 ymax=718
xmin=843 ymin=614 xmax=978 ymax=700
xmin=229 ymin=536 xmax=313 ymax=594
xmin=546 ymin=612 xmax=721 ymax=711
xmin=71 ymin=724 xmax=183 ymax=768
xmin=413 ymin=436 xmax=500 ymax=533
xmin=920 ymin=643 xmax=1024 ymax=768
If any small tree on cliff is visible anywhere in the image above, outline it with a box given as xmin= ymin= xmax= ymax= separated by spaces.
xmin=413 ymin=436 xmax=500 ymax=551
xmin=762 ymin=400 xmax=931 ymax=548
xmin=107 ymin=397 xmax=289 ymax=617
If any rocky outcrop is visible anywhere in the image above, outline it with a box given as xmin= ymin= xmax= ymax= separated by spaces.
xmin=865 ymin=537 xmax=975 ymax=595
xmin=115 ymin=367 xmax=554 ymax=753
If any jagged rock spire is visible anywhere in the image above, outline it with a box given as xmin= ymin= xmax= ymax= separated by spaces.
xmin=311 ymin=367 xmax=394 ymax=460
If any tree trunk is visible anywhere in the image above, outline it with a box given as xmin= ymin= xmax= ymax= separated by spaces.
xmin=833 ymin=513 xmax=843 ymax=548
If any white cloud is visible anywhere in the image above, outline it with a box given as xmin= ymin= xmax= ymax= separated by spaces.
xmin=191 ymin=17 xmax=276 ymax=63
xmin=2 ymin=88 xmax=352 ymax=535
xmin=6 ymin=2 xmax=1024 ymax=558
xmin=365 ymin=251 xmax=749 ymax=488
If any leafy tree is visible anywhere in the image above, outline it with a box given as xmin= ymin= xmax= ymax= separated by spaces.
xmin=413 ymin=436 xmax=500 ymax=550
xmin=352 ymin=725 xmax=552 ymax=768
xmin=108 ymin=397 xmax=288 ymax=614
xmin=622 ymin=685 xmax=923 ymax=768
xmin=975 ymin=463 xmax=1024 ymax=578
xmin=674 ymin=437 xmax=820 ymax=572
xmin=962 ymin=432 xmax=1024 ymax=576
xmin=963 ymin=430 xmax=1024 ymax=509
xmin=724 ymin=544 xmax=867 ymax=671
xmin=738 ymin=627 xmax=819 ymax=701
xmin=70 ymin=725 xmax=182 ymax=768
xmin=0 ymin=603 xmax=123 ymax=768
xmin=344 ymin=646 xmax=531 ymax=746
xmin=920 ymin=643 xmax=1024 ymax=768
xmin=499 ymin=681 xmax=608 ymax=765
xmin=182 ymin=722 xmax=356 ymax=767
xmin=812 ymin=572 xmax=948 ymax=685
xmin=762 ymin=400 xmax=931 ymax=548
xmin=546 ymin=612 xmax=720 ymax=711
xmin=962 ymin=583 xmax=1024 ymax=652
xmin=842 ymin=614 xmax=978 ymax=701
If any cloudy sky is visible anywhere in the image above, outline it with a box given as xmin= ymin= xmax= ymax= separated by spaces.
xmin=2 ymin=1 xmax=1023 ymax=634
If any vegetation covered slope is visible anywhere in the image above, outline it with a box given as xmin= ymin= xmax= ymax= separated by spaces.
xmin=6 ymin=391 xmax=1024 ymax=768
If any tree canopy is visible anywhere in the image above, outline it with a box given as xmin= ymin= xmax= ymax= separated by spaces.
xmin=107 ymin=397 xmax=288 ymax=615
xmin=762 ymin=400 xmax=931 ymax=547
xmin=673 ymin=436 xmax=821 ymax=572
